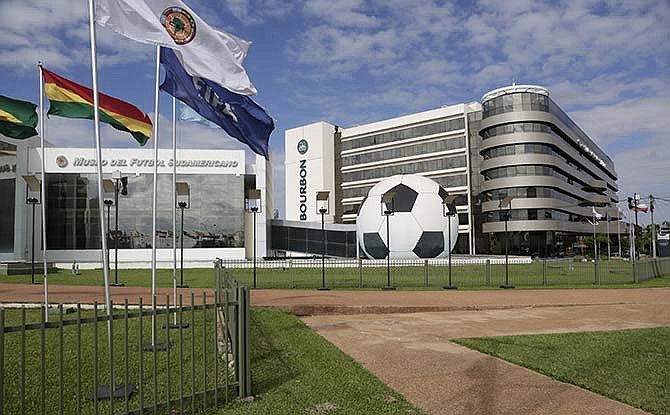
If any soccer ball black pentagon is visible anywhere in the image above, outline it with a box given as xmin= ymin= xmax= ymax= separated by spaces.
xmin=357 ymin=174 xmax=459 ymax=259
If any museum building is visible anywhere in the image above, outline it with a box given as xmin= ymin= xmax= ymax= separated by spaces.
xmin=283 ymin=85 xmax=622 ymax=257
xmin=0 ymin=140 xmax=272 ymax=267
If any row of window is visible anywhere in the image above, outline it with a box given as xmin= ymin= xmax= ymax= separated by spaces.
xmin=341 ymin=136 xmax=465 ymax=167
xmin=485 ymin=208 xmax=587 ymax=223
xmin=341 ymin=118 xmax=465 ymax=151
xmin=342 ymin=155 xmax=467 ymax=183
xmin=482 ymin=143 xmax=553 ymax=159
xmin=480 ymin=122 xmax=551 ymax=139
xmin=432 ymin=174 xmax=468 ymax=189
xmin=484 ymin=187 xmax=580 ymax=205
xmin=342 ymin=186 xmax=373 ymax=200
xmin=482 ymin=92 xmax=550 ymax=118
xmin=483 ymin=165 xmax=571 ymax=183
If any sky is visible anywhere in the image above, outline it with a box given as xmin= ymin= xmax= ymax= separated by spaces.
xmin=1 ymin=0 xmax=669 ymax=225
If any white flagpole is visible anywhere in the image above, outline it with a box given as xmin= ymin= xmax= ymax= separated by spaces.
xmin=151 ymin=45 xmax=160 ymax=346
xmin=618 ymin=210 xmax=622 ymax=257
xmin=172 ymin=96 xmax=177 ymax=324
xmin=37 ymin=62 xmax=49 ymax=321
xmin=86 ymin=0 xmax=112 ymax=316
xmin=606 ymin=212 xmax=611 ymax=259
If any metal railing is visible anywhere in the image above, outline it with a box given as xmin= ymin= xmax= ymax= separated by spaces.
xmin=0 ymin=266 xmax=250 ymax=415
xmin=217 ymin=257 xmax=670 ymax=289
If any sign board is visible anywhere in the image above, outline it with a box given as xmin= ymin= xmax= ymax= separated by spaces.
xmin=29 ymin=148 xmax=245 ymax=175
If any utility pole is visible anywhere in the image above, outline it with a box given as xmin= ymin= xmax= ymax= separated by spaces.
xmin=650 ymin=194 xmax=656 ymax=258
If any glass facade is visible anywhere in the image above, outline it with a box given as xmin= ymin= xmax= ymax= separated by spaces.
xmin=481 ymin=122 xmax=551 ymax=139
xmin=483 ymin=165 xmax=569 ymax=181
xmin=342 ymin=117 xmax=465 ymax=151
xmin=482 ymin=92 xmax=549 ymax=117
xmin=0 ymin=178 xmax=15 ymax=252
xmin=485 ymin=209 xmax=587 ymax=223
xmin=271 ymin=225 xmax=357 ymax=258
xmin=342 ymin=155 xmax=466 ymax=183
xmin=45 ymin=173 xmax=245 ymax=250
xmin=341 ymin=136 xmax=465 ymax=166
xmin=485 ymin=187 xmax=579 ymax=204
xmin=482 ymin=143 xmax=553 ymax=159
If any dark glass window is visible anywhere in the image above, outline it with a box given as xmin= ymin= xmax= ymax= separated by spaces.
xmin=46 ymin=173 xmax=245 ymax=250
xmin=0 ymin=178 xmax=15 ymax=252
xmin=342 ymin=155 xmax=466 ymax=183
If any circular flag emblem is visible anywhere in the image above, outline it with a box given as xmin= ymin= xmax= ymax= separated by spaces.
xmin=297 ymin=139 xmax=309 ymax=155
xmin=55 ymin=155 xmax=68 ymax=168
xmin=160 ymin=7 xmax=196 ymax=45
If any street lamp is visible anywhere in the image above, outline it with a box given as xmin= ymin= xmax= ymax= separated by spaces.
xmin=316 ymin=191 xmax=330 ymax=291
xmin=103 ymin=171 xmax=127 ymax=287
xmin=499 ymin=196 xmax=514 ymax=289
xmin=23 ymin=175 xmax=41 ymax=285
xmin=103 ymin=199 xmax=114 ymax=274
xmin=245 ymin=188 xmax=262 ymax=289
xmin=381 ymin=191 xmax=396 ymax=291
xmin=442 ymin=194 xmax=458 ymax=290
xmin=176 ymin=182 xmax=190 ymax=288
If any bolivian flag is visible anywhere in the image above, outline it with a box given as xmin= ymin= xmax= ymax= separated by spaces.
xmin=0 ymin=95 xmax=38 ymax=139
xmin=41 ymin=67 xmax=152 ymax=145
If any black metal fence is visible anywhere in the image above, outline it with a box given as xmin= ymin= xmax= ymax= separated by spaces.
xmin=0 ymin=267 xmax=250 ymax=415
xmin=217 ymin=257 xmax=670 ymax=289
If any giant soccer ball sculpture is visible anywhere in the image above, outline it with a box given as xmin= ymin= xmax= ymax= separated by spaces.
xmin=357 ymin=174 xmax=459 ymax=259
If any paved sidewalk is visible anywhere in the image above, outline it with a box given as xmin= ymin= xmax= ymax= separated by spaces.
xmin=301 ymin=296 xmax=670 ymax=414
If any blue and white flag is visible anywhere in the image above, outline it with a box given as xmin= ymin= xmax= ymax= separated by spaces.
xmin=159 ymin=47 xmax=273 ymax=158
xmin=179 ymin=103 xmax=218 ymax=129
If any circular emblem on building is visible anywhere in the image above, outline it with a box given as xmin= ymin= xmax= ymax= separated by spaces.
xmin=297 ymin=139 xmax=309 ymax=155
xmin=160 ymin=7 xmax=197 ymax=45
xmin=55 ymin=155 xmax=68 ymax=168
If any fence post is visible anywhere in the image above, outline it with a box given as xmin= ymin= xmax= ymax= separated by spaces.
xmin=358 ymin=258 xmax=363 ymax=288
xmin=594 ymin=259 xmax=599 ymax=285
xmin=0 ymin=307 xmax=4 ymax=414
xmin=289 ymin=259 xmax=294 ymax=289
xmin=424 ymin=260 xmax=429 ymax=287
xmin=633 ymin=261 xmax=638 ymax=283
xmin=237 ymin=286 xmax=251 ymax=398
xmin=542 ymin=260 xmax=547 ymax=286
xmin=485 ymin=259 xmax=491 ymax=286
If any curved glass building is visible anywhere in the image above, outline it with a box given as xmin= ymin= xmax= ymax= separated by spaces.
xmin=477 ymin=85 xmax=619 ymax=256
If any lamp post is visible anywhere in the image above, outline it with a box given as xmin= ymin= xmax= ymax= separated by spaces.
xmin=245 ymin=189 xmax=262 ymax=289
xmin=176 ymin=182 xmax=190 ymax=288
xmin=442 ymin=195 xmax=458 ymax=290
xmin=103 ymin=199 xmax=113 ymax=273
xmin=499 ymin=196 xmax=515 ymax=289
xmin=103 ymin=172 xmax=127 ymax=286
xmin=316 ymin=191 xmax=330 ymax=291
xmin=23 ymin=175 xmax=41 ymax=285
xmin=381 ymin=191 xmax=396 ymax=291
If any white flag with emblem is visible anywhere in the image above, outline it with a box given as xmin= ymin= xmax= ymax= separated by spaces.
xmin=95 ymin=0 xmax=257 ymax=95
xmin=592 ymin=207 xmax=603 ymax=220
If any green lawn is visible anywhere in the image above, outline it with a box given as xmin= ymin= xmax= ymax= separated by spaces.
xmin=1 ymin=307 xmax=421 ymax=415
xmin=207 ymin=308 xmax=422 ymax=414
xmin=454 ymin=327 xmax=670 ymax=415
xmin=2 ymin=259 xmax=667 ymax=290
xmin=1 ymin=305 xmax=223 ymax=414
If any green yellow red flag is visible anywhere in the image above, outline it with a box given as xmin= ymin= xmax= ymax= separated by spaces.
xmin=41 ymin=67 xmax=152 ymax=145
xmin=0 ymin=95 xmax=38 ymax=139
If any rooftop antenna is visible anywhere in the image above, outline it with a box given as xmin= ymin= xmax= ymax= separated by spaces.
xmin=512 ymin=76 xmax=516 ymax=86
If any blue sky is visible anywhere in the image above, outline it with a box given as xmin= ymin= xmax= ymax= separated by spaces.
xmin=1 ymin=0 xmax=669 ymax=224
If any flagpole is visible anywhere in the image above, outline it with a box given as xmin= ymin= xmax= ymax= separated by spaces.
xmin=606 ymin=212 xmax=611 ymax=259
xmin=37 ymin=62 xmax=49 ymax=321
xmin=151 ymin=45 xmax=160 ymax=346
xmin=172 ymin=96 xmax=177 ymax=325
xmin=618 ymin=210 xmax=622 ymax=257
xmin=87 ymin=0 xmax=116 ymax=394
